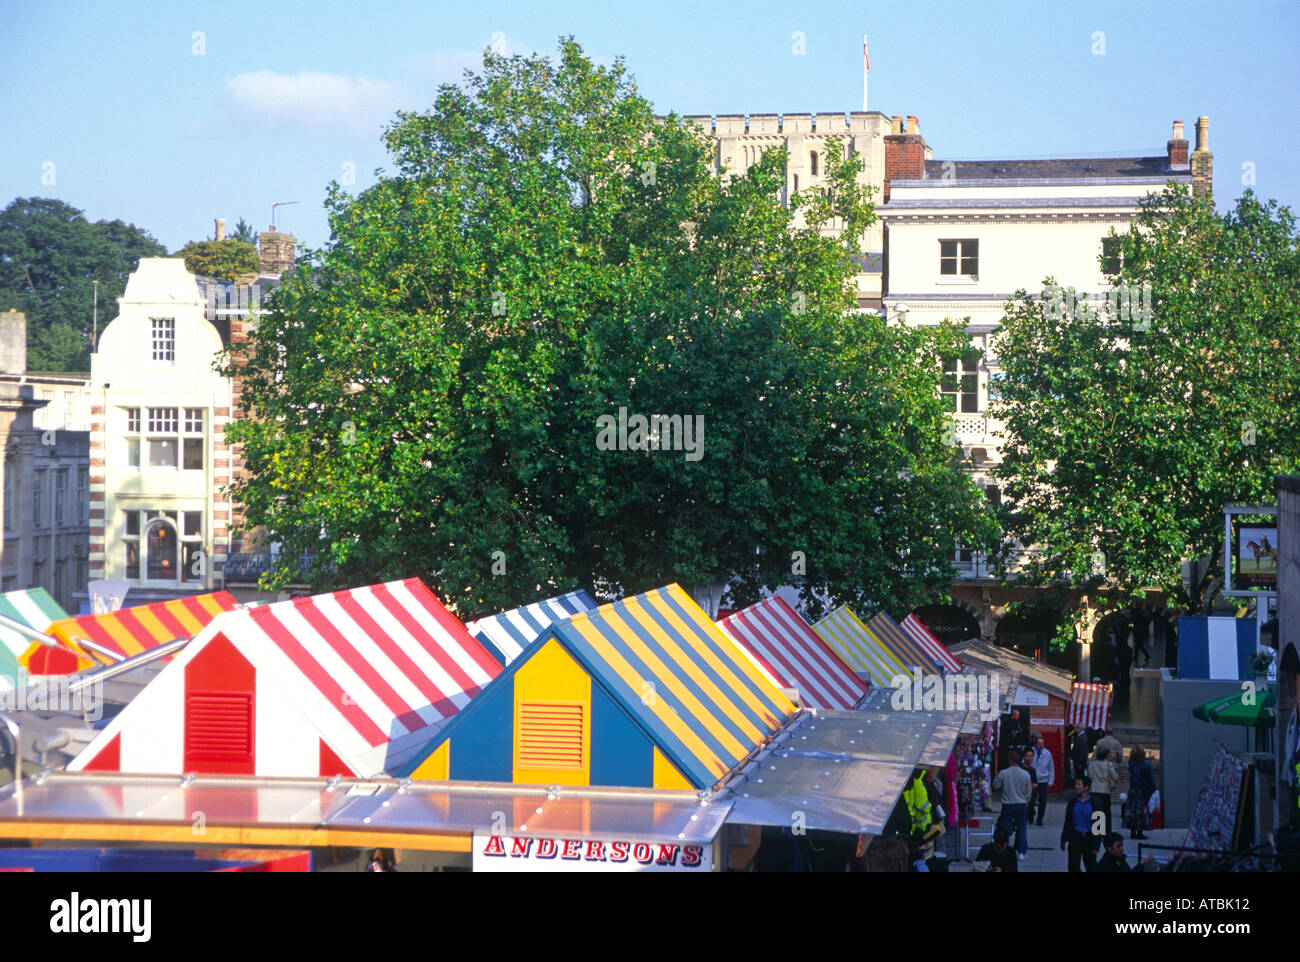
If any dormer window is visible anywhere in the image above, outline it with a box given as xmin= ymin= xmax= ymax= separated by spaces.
xmin=151 ymin=317 xmax=175 ymax=362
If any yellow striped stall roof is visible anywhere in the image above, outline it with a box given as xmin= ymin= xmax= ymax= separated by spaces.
xmin=560 ymin=585 xmax=796 ymax=788
xmin=813 ymin=605 xmax=910 ymax=689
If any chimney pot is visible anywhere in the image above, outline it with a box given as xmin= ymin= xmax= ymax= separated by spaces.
xmin=1172 ymin=120 xmax=1184 ymax=140
xmin=906 ymin=115 xmax=919 ymax=135
xmin=1195 ymin=116 xmax=1209 ymax=150
xmin=215 ymin=218 xmax=226 ymax=242
xmin=891 ymin=115 xmax=903 ymax=134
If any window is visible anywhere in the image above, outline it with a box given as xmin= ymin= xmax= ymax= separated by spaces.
xmin=53 ymin=560 xmax=65 ymax=602
xmin=122 ymin=508 xmax=204 ymax=585
xmin=32 ymin=559 xmax=44 ymax=590
xmin=940 ymin=239 xmax=979 ymax=277
xmin=77 ymin=468 xmax=88 ymax=524
xmin=1101 ymin=237 xmax=1123 ymax=275
xmin=62 ymin=391 xmax=75 ymax=428
xmin=33 ymin=470 xmax=46 ymax=528
xmin=75 ymin=559 xmax=87 ymax=593
xmin=941 ymin=357 xmax=980 ymax=413
xmin=123 ymin=406 xmax=204 ymax=472
xmin=55 ymin=469 xmax=67 ymax=525
xmin=151 ymin=318 xmax=175 ymax=362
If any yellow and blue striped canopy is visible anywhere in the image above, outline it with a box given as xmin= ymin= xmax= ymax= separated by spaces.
xmin=556 ymin=584 xmax=796 ymax=788
xmin=813 ymin=605 xmax=910 ymax=688
xmin=865 ymin=611 xmax=943 ymax=674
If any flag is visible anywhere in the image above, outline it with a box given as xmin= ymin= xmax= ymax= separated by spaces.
xmin=864 ymin=35 xmax=869 ymax=71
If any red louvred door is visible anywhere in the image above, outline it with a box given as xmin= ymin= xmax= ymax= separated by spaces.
xmin=184 ymin=634 xmax=255 ymax=774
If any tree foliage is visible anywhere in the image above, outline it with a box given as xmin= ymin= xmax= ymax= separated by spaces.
xmin=178 ymin=238 xmax=260 ymax=281
xmin=0 ymin=197 xmax=166 ymax=371
xmin=993 ymin=186 xmax=1300 ymax=620
xmin=224 ymin=38 xmax=996 ymax=619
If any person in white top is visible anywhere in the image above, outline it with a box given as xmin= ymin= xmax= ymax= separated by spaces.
xmin=1031 ymin=735 xmax=1054 ymax=826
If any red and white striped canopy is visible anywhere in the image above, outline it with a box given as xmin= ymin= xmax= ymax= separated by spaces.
xmin=901 ymin=614 xmax=962 ymax=672
xmin=1067 ymin=681 xmax=1112 ymax=729
xmin=718 ymin=596 xmax=868 ymax=710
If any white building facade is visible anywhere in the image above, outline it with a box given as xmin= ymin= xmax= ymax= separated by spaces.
xmin=87 ymin=258 xmax=235 ymax=602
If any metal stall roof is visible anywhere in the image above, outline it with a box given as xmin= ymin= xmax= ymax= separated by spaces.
xmin=813 ymin=605 xmax=910 ymax=689
xmin=717 ymin=596 xmax=869 ymax=711
xmin=723 ymin=703 xmax=968 ymax=835
xmin=0 ymin=772 xmax=730 ymax=850
xmin=466 ymin=589 xmax=597 ymax=666
xmin=950 ymin=639 xmax=1074 ymax=700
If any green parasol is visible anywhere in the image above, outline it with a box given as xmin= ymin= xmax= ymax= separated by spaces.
xmin=1192 ymin=690 xmax=1276 ymax=727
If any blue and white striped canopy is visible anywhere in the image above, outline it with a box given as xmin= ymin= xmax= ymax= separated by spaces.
xmin=466 ymin=590 xmax=598 ymax=666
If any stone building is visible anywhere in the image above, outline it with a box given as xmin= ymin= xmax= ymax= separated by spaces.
xmin=680 ymin=110 xmax=918 ymax=310
xmin=0 ymin=310 xmax=92 ymax=612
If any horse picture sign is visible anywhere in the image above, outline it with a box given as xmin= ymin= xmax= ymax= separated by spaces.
xmin=1236 ymin=523 xmax=1279 ymax=589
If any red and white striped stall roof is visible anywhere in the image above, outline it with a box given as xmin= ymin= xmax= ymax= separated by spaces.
xmin=718 ymin=596 xmax=868 ymax=710
xmin=1067 ymin=682 xmax=1113 ymax=729
xmin=900 ymin=614 xmax=962 ymax=673
xmin=70 ymin=578 xmax=502 ymax=779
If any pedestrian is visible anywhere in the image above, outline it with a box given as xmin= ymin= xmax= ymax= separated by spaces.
xmin=1116 ymin=636 xmax=1133 ymax=692
xmin=1021 ymin=746 xmax=1038 ymax=824
xmin=976 ymin=826 xmax=1018 ymax=873
xmin=1126 ymin=746 xmax=1155 ymax=840
xmin=992 ymin=747 xmax=1033 ymax=860
xmin=1060 ymin=777 xmax=1098 ymax=872
xmin=364 ymin=848 xmax=395 ymax=872
xmin=1134 ymin=605 xmax=1153 ymax=666
xmin=1088 ymin=746 xmax=1119 ymax=836
xmin=1032 ymin=735 xmax=1053 ymax=825
xmin=1097 ymin=729 xmax=1122 ymax=760
xmin=1070 ymin=726 xmax=1090 ymax=787
xmin=1095 ymin=832 xmax=1157 ymax=872
xmin=903 ymin=767 xmax=933 ymax=837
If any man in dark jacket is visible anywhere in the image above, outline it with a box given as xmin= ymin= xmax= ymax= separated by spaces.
xmin=1096 ymin=833 xmax=1156 ymax=872
xmin=977 ymin=826 xmax=1018 ymax=873
xmin=1060 ymin=777 xmax=1099 ymax=872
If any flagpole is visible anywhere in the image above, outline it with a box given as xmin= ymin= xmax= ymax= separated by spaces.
xmin=863 ymin=34 xmax=869 ymax=112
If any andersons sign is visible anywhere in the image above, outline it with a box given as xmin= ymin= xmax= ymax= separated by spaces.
xmin=473 ymin=834 xmax=713 ymax=872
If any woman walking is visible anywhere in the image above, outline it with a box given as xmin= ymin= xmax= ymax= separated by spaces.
xmin=1127 ymin=746 xmax=1156 ymax=840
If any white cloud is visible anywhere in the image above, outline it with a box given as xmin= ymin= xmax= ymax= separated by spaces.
xmin=226 ymin=70 xmax=403 ymax=133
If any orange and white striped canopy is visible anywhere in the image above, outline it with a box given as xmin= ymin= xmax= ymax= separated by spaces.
xmin=25 ymin=592 xmax=239 ymax=671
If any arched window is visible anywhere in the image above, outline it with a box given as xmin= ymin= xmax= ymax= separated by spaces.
xmin=810 ymin=151 xmax=819 ymax=176
xmin=123 ymin=509 xmax=205 ymax=585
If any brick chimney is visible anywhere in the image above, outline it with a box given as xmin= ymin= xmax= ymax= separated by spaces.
xmin=257 ymin=228 xmax=296 ymax=276
xmin=884 ymin=114 xmax=927 ymax=201
xmin=1191 ymin=116 xmax=1213 ymax=200
xmin=215 ymin=217 xmax=226 ymax=242
xmin=1167 ymin=120 xmax=1189 ymax=169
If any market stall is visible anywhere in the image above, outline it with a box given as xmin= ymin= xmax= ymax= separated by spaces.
xmin=401 ymin=583 xmax=796 ymax=790
xmin=813 ymin=605 xmax=911 ymax=689
xmin=466 ymin=589 xmax=597 ymax=666
xmin=0 ymin=587 xmax=68 ymax=690
xmin=67 ymin=578 xmax=501 ymax=778
xmin=22 ymin=591 xmax=239 ymax=674
xmin=901 ymin=614 xmax=963 ymax=672
xmin=717 ymin=596 xmax=868 ymax=710
xmin=950 ymin=639 xmax=1074 ymax=791
xmin=865 ymin=611 xmax=943 ymax=675
xmin=1067 ymin=681 xmax=1113 ymax=731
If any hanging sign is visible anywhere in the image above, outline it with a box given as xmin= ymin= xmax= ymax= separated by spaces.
xmin=473 ymin=833 xmax=712 ymax=873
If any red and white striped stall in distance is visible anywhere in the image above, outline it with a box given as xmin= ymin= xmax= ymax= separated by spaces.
xmin=69 ymin=579 xmax=501 ymax=779
xmin=717 ymin=596 xmax=868 ymax=710
xmin=1067 ymin=682 xmax=1113 ymax=731
xmin=900 ymin=614 xmax=962 ymax=673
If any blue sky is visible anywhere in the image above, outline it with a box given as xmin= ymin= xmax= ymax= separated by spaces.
xmin=4 ymin=0 xmax=1297 ymax=253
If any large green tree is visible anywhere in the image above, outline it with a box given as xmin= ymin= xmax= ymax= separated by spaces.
xmin=993 ymin=186 xmax=1300 ymax=631
xmin=0 ymin=197 xmax=166 ymax=371
xmin=225 ymin=38 xmax=996 ymax=619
